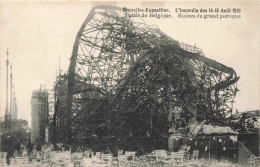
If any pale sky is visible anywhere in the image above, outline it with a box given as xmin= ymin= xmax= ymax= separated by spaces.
xmin=0 ymin=1 xmax=259 ymax=127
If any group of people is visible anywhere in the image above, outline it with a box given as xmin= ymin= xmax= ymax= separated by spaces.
xmin=25 ymin=139 xmax=43 ymax=162
xmin=2 ymin=136 xmax=42 ymax=165
xmin=2 ymin=135 xmax=70 ymax=165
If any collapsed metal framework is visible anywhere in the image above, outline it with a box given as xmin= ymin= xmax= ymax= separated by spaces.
xmin=63 ymin=6 xmax=239 ymax=152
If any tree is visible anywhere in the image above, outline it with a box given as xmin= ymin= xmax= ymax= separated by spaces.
xmin=0 ymin=117 xmax=30 ymax=151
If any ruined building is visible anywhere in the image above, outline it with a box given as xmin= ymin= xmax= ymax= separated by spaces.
xmin=31 ymin=87 xmax=49 ymax=145
xmin=53 ymin=6 xmax=240 ymax=154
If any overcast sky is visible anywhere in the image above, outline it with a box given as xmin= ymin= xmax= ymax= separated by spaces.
xmin=0 ymin=1 xmax=259 ymax=127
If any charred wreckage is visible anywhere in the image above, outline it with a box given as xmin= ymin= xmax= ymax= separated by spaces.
xmin=52 ymin=6 xmax=242 ymax=154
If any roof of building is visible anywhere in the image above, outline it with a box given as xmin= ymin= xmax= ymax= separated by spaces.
xmin=190 ymin=123 xmax=239 ymax=136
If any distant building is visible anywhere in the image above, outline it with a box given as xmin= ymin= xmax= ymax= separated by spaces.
xmin=31 ymin=87 xmax=49 ymax=145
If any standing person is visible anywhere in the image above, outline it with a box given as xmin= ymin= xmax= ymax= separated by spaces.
xmin=26 ymin=140 xmax=33 ymax=162
xmin=14 ymin=140 xmax=21 ymax=156
xmin=36 ymin=139 xmax=42 ymax=162
xmin=5 ymin=136 xmax=13 ymax=165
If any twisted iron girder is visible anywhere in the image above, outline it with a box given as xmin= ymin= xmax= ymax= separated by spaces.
xmin=66 ymin=6 xmax=239 ymax=147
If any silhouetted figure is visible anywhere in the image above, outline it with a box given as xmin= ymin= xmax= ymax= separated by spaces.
xmin=26 ymin=140 xmax=33 ymax=162
xmin=36 ymin=140 xmax=42 ymax=161
xmin=6 ymin=136 xmax=13 ymax=165
xmin=14 ymin=140 xmax=21 ymax=156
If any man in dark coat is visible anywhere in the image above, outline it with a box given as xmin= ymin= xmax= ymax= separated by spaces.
xmin=14 ymin=140 xmax=21 ymax=156
xmin=5 ymin=136 xmax=13 ymax=165
xmin=36 ymin=139 xmax=42 ymax=161
xmin=26 ymin=140 xmax=33 ymax=162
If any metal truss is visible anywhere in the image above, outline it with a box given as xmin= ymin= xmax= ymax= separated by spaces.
xmin=64 ymin=6 xmax=239 ymax=152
